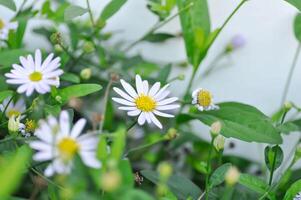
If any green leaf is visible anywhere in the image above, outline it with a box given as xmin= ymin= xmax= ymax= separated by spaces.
xmin=0 ymin=0 xmax=16 ymax=11
xmin=238 ymin=174 xmax=269 ymax=195
xmin=264 ymin=145 xmax=283 ymax=171
xmin=0 ymin=145 xmax=32 ymax=198
xmin=123 ymin=189 xmax=154 ymax=200
xmin=58 ymin=84 xmax=102 ymax=104
xmin=177 ymin=0 xmax=210 ymax=68
xmin=8 ymin=20 xmax=27 ymax=48
xmin=157 ymin=64 xmax=172 ymax=84
xmin=286 ymin=0 xmax=301 ymax=11
xmin=144 ymin=33 xmax=175 ymax=43
xmin=283 ymin=179 xmax=301 ymax=200
xmin=111 ymin=128 xmax=126 ymax=161
xmin=209 ymin=163 xmax=232 ymax=188
xmin=61 ymin=73 xmax=80 ymax=83
xmin=100 ymin=0 xmax=127 ymax=21
xmin=177 ymin=102 xmax=282 ymax=144
xmin=278 ymin=119 xmax=301 ymax=134
xmin=0 ymin=90 xmax=13 ymax=103
xmin=294 ymin=13 xmax=301 ymax=42
xmin=44 ymin=104 xmax=61 ymax=116
xmin=64 ymin=5 xmax=88 ymax=21
xmin=141 ymin=170 xmax=202 ymax=199
xmin=0 ymin=49 xmax=30 ymax=70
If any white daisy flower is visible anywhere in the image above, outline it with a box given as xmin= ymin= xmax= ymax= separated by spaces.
xmin=192 ymin=88 xmax=219 ymax=111
xmin=0 ymin=97 xmax=26 ymax=118
xmin=112 ymin=74 xmax=179 ymax=129
xmin=29 ymin=110 xmax=101 ymax=177
xmin=0 ymin=18 xmax=17 ymax=40
xmin=5 ymin=49 xmax=64 ymax=96
xmin=294 ymin=192 xmax=301 ymax=200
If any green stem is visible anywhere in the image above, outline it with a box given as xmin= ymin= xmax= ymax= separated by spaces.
xmin=205 ymin=137 xmax=215 ymax=200
xmin=30 ymin=167 xmax=65 ymax=190
xmin=124 ymin=2 xmax=194 ymax=51
xmin=0 ymin=95 xmax=14 ymax=121
xmin=125 ymin=138 xmax=166 ymax=156
xmin=280 ymin=44 xmax=301 ymax=106
xmin=99 ymin=78 xmax=113 ymax=131
xmin=86 ymin=0 xmax=96 ymax=27
xmin=126 ymin=121 xmax=137 ymax=132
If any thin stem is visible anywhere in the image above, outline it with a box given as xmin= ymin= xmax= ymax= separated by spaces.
xmin=124 ymin=2 xmax=194 ymax=51
xmin=205 ymin=137 xmax=214 ymax=200
xmin=14 ymin=0 xmax=28 ymax=18
xmin=0 ymin=95 xmax=14 ymax=121
xmin=99 ymin=78 xmax=113 ymax=131
xmin=86 ymin=0 xmax=96 ymax=27
xmin=126 ymin=121 xmax=137 ymax=132
xmin=30 ymin=167 xmax=65 ymax=190
xmin=280 ymin=44 xmax=301 ymax=106
xmin=125 ymin=138 xmax=166 ymax=156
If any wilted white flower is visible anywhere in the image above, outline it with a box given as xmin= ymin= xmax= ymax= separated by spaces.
xmin=192 ymin=88 xmax=219 ymax=111
xmin=0 ymin=98 xmax=26 ymax=118
xmin=294 ymin=192 xmax=301 ymax=200
xmin=29 ymin=111 xmax=101 ymax=176
xmin=112 ymin=74 xmax=179 ymax=129
xmin=0 ymin=18 xmax=17 ymax=40
xmin=8 ymin=115 xmax=21 ymax=133
xmin=5 ymin=49 xmax=63 ymax=96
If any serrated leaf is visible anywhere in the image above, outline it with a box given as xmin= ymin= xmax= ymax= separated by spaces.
xmin=0 ymin=90 xmax=13 ymax=103
xmin=0 ymin=0 xmax=16 ymax=11
xmin=58 ymin=84 xmax=102 ymax=104
xmin=100 ymin=0 xmax=127 ymax=21
xmin=64 ymin=5 xmax=87 ymax=21
xmin=209 ymin=163 xmax=232 ymax=188
xmin=264 ymin=145 xmax=283 ymax=171
xmin=177 ymin=102 xmax=282 ymax=144
xmin=283 ymin=179 xmax=301 ymax=200
xmin=141 ymin=170 xmax=202 ymax=199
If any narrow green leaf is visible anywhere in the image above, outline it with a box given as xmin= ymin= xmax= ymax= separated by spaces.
xmin=294 ymin=13 xmax=301 ymax=42
xmin=58 ymin=84 xmax=102 ymax=104
xmin=111 ymin=128 xmax=126 ymax=161
xmin=283 ymin=179 xmax=301 ymax=200
xmin=286 ymin=0 xmax=301 ymax=11
xmin=0 ymin=145 xmax=32 ymax=198
xmin=100 ymin=0 xmax=127 ymax=21
xmin=0 ymin=90 xmax=13 ymax=103
xmin=177 ymin=102 xmax=282 ymax=144
xmin=264 ymin=145 xmax=283 ymax=171
xmin=141 ymin=170 xmax=202 ymax=199
xmin=0 ymin=0 xmax=16 ymax=11
xmin=209 ymin=163 xmax=232 ymax=188
xmin=61 ymin=73 xmax=80 ymax=83
xmin=64 ymin=5 xmax=88 ymax=21
xmin=238 ymin=174 xmax=269 ymax=195
xmin=143 ymin=33 xmax=175 ymax=43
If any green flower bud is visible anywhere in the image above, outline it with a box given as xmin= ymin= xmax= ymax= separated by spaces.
xmin=178 ymin=74 xmax=185 ymax=80
xmin=54 ymin=44 xmax=63 ymax=53
xmin=164 ymin=128 xmax=178 ymax=140
xmin=158 ymin=162 xmax=172 ymax=180
xmin=101 ymin=170 xmax=121 ymax=192
xmin=284 ymin=101 xmax=293 ymax=111
xmin=55 ymin=95 xmax=62 ymax=103
xmin=213 ymin=135 xmax=225 ymax=151
xmin=83 ymin=41 xmax=95 ymax=53
xmin=225 ymin=166 xmax=240 ymax=186
xmin=50 ymin=32 xmax=62 ymax=44
xmin=80 ymin=68 xmax=92 ymax=80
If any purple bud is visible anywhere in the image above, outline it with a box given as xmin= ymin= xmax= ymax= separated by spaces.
xmin=231 ymin=35 xmax=246 ymax=49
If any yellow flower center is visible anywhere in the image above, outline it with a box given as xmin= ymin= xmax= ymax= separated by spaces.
xmin=25 ymin=119 xmax=36 ymax=132
xmin=135 ymin=95 xmax=156 ymax=112
xmin=29 ymin=71 xmax=43 ymax=82
xmin=0 ymin=19 xmax=4 ymax=30
xmin=57 ymin=138 xmax=79 ymax=161
xmin=7 ymin=109 xmax=21 ymax=118
xmin=197 ymin=90 xmax=212 ymax=107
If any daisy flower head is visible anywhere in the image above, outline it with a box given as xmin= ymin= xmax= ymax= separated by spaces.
xmin=112 ymin=74 xmax=179 ymax=129
xmin=0 ymin=18 xmax=17 ymax=40
xmin=0 ymin=97 xmax=26 ymax=119
xmin=192 ymin=88 xmax=219 ymax=111
xmin=29 ymin=110 xmax=101 ymax=177
xmin=5 ymin=49 xmax=64 ymax=96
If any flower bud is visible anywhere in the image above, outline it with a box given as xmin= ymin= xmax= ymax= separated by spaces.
xmin=101 ymin=170 xmax=121 ymax=192
xmin=158 ymin=162 xmax=172 ymax=180
xmin=50 ymin=32 xmax=62 ymax=44
xmin=178 ymin=74 xmax=185 ymax=80
xmin=54 ymin=44 xmax=63 ymax=53
xmin=8 ymin=115 xmax=21 ymax=134
xmin=225 ymin=166 xmax=240 ymax=186
xmin=210 ymin=121 xmax=222 ymax=137
xmin=80 ymin=68 xmax=92 ymax=80
xmin=164 ymin=128 xmax=178 ymax=140
xmin=213 ymin=135 xmax=225 ymax=151
xmin=284 ymin=101 xmax=293 ymax=111
xmin=55 ymin=95 xmax=62 ymax=103
xmin=83 ymin=41 xmax=95 ymax=53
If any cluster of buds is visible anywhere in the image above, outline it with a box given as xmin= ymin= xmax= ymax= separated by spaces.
xmin=210 ymin=121 xmax=225 ymax=151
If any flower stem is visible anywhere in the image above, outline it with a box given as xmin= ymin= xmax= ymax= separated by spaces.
xmin=126 ymin=121 xmax=137 ymax=132
xmin=99 ymin=78 xmax=113 ymax=131
xmin=124 ymin=2 xmax=194 ymax=51
xmin=280 ymin=44 xmax=301 ymax=106
xmin=86 ymin=0 xmax=96 ymax=27
xmin=205 ymin=137 xmax=215 ymax=200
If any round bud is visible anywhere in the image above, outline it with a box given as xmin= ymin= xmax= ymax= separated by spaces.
xmin=55 ymin=95 xmax=62 ymax=103
xmin=284 ymin=101 xmax=293 ymax=111
xmin=210 ymin=121 xmax=222 ymax=137
xmin=158 ymin=162 xmax=172 ymax=180
xmin=213 ymin=135 xmax=225 ymax=151
xmin=80 ymin=68 xmax=92 ymax=80
xmin=101 ymin=170 xmax=121 ymax=192
xmin=83 ymin=41 xmax=95 ymax=53
xmin=225 ymin=166 xmax=240 ymax=186
xmin=164 ymin=128 xmax=178 ymax=140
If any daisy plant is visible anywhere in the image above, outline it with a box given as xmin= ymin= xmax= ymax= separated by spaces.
xmin=192 ymin=88 xmax=219 ymax=111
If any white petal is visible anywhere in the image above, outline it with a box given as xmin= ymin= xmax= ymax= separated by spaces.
xmin=35 ymin=49 xmax=42 ymax=70
xmin=29 ymin=141 xmax=51 ymax=151
xmin=149 ymin=112 xmax=163 ymax=129
xmin=112 ymin=97 xmax=135 ymax=106
xmin=148 ymin=82 xmax=161 ymax=96
xmin=33 ymin=151 xmax=53 ymax=161
xmin=144 ymin=112 xmax=152 ymax=124
xmin=6 ymin=78 xmax=28 ymax=84
xmin=118 ymin=106 xmax=136 ymax=111
xmin=153 ymin=110 xmax=174 ymax=118
xmin=17 ymin=84 xmax=30 ymax=94
xmin=80 ymin=151 xmax=101 ymax=168
xmin=143 ymin=80 xmax=149 ymax=94
xmin=135 ymin=74 xmax=144 ymax=94
xmin=155 ymin=90 xmax=170 ymax=102
xmin=127 ymin=109 xmax=141 ymax=116
xmin=44 ymin=163 xmax=55 ymax=177
xmin=60 ymin=111 xmax=70 ymax=136
xmin=113 ymin=87 xmax=134 ymax=102
xmin=120 ymin=79 xmax=138 ymax=98
xmin=25 ymin=85 xmax=35 ymax=96
xmin=137 ymin=113 xmax=146 ymax=125
xmin=156 ymin=104 xmax=180 ymax=111
xmin=43 ymin=69 xmax=64 ymax=78
xmin=41 ymin=53 xmax=54 ymax=70
xmin=43 ymin=57 xmax=61 ymax=73
xmin=70 ymin=118 xmax=86 ymax=138
xmin=157 ymin=97 xmax=178 ymax=106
